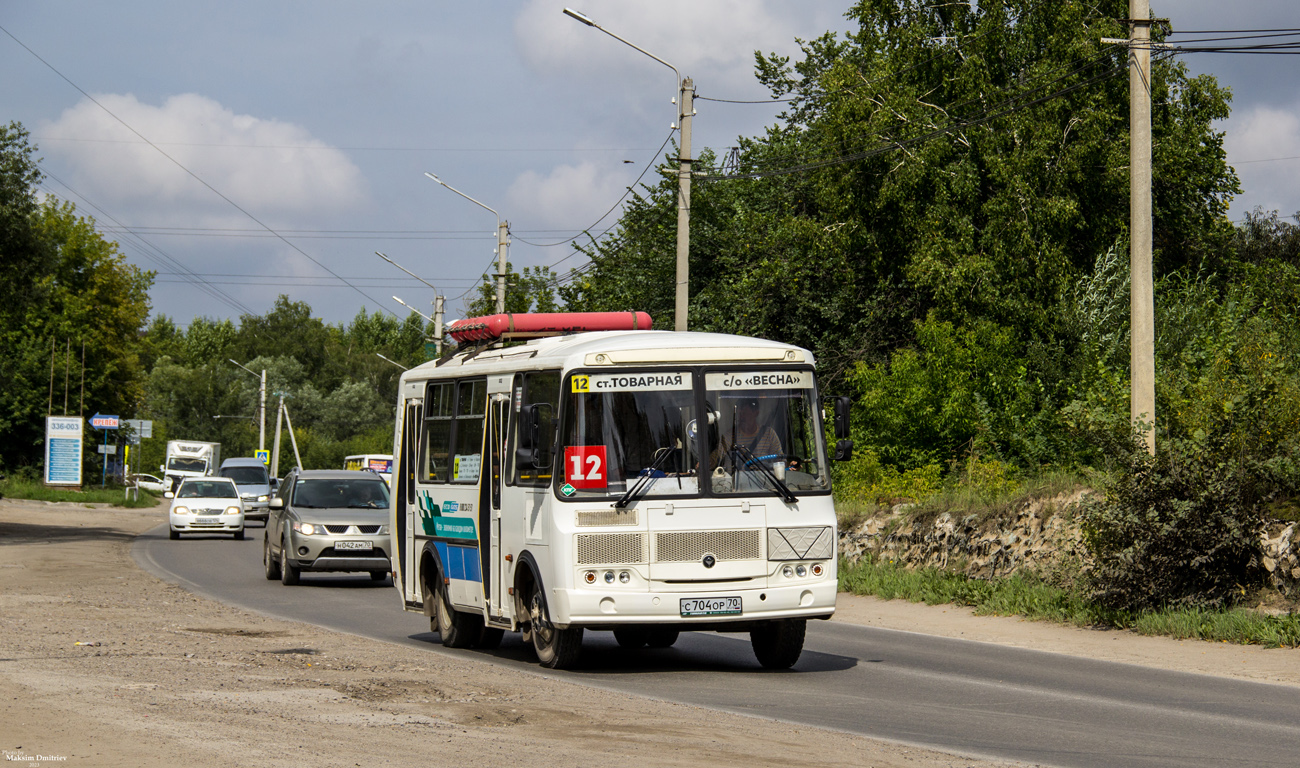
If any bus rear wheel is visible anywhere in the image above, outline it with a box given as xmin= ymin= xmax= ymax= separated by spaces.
xmin=435 ymin=577 xmax=482 ymax=648
xmin=750 ymin=618 xmax=806 ymax=670
xmin=529 ymin=589 xmax=582 ymax=669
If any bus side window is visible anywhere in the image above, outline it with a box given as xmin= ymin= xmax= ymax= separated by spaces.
xmin=450 ymin=379 xmax=487 ymax=483
xmin=421 ymin=382 xmax=452 ymax=483
xmin=508 ymin=370 xmax=560 ymax=487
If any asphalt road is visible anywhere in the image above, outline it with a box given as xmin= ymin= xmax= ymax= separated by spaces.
xmin=133 ymin=524 xmax=1300 ymax=768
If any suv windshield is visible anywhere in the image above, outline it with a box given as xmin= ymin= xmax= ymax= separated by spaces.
xmin=558 ymin=371 xmax=698 ymax=500
xmin=293 ymin=478 xmax=390 ymax=509
xmin=704 ymin=371 xmax=829 ymax=496
xmin=222 ymin=466 xmax=268 ymax=485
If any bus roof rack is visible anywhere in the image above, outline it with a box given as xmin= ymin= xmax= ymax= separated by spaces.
xmin=445 ymin=311 xmax=653 ymax=345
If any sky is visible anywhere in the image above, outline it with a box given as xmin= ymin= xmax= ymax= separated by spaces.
xmin=3 ymin=1 xmax=1299 ymax=328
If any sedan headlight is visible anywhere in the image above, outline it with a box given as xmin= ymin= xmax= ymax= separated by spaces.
xmin=173 ymin=506 xmax=190 ymax=516
xmin=378 ymin=525 xmax=390 ymax=535
xmin=225 ymin=506 xmax=241 ymax=516
xmin=292 ymin=521 xmax=318 ymax=535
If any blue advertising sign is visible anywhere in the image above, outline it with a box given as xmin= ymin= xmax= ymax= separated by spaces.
xmin=45 ymin=416 xmax=83 ymax=486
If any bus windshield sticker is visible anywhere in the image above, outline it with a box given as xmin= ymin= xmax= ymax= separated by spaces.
xmin=564 ymin=446 xmax=608 ymax=489
xmin=573 ymin=372 xmax=692 ymax=393
xmin=705 ymin=371 xmax=813 ymax=390
xmin=452 ymin=453 xmax=481 ymax=482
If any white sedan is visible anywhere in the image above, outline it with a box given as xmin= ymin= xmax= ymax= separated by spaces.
xmin=167 ymin=477 xmax=245 ymax=540
xmin=128 ymin=473 xmax=167 ymax=493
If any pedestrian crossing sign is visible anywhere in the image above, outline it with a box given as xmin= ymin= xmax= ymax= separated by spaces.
xmin=255 ymin=449 xmax=270 ymax=465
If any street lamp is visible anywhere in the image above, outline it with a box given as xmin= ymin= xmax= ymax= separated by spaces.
xmin=378 ymin=251 xmax=445 ymax=356
xmin=424 ymin=172 xmax=509 ymax=315
xmin=228 ymin=359 xmax=267 ymax=452
xmin=393 ymin=295 xmax=435 ymax=324
xmin=376 ymin=353 xmax=408 ymax=371
xmin=564 ymin=7 xmax=694 ymax=332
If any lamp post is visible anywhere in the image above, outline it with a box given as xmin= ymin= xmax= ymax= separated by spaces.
xmin=376 ymin=353 xmax=408 ymax=371
xmin=564 ymin=7 xmax=694 ymax=332
xmin=378 ymin=251 xmax=445 ymax=355
xmin=424 ymin=173 xmax=509 ymax=315
xmin=228 ymin=359 xmax=266 ymax=452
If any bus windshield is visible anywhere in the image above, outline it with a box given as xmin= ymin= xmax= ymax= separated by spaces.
xmin=704 ymin=371 xmax=830 ymax=496
xmin=558 ymin=371 xmax=699 ymax=500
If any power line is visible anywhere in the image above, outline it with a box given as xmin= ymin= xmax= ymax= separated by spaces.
xmin=38 ymin=169 xmax=259 ymax=317
xmin=0 ymin=22 xmax=397 ymax=317
xmin=711 ymin=48 xmax=1128 ymax=181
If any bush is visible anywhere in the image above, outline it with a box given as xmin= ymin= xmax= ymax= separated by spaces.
xmin=1078 ymin=432 xmax=1268 ymax=612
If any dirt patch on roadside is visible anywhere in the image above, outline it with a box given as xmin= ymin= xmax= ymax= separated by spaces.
xmin=0 ymin=499 xmax=1010 ymax=768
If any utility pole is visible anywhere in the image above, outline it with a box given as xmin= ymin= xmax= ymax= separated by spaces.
xmin=496 ymin=221 xmax=509 ymax=314
xmin=434 ymin=294 xmax=445 ymax=356
xmin=1130 ymin=0 xmax=1155 ymax=454
xmin=257 ymin=369 xmax=267 ymax=451
xmin=675 ymin=77 xmax=694 ymax=333
xmin=271 ymin=394 xmax=284 ymax=479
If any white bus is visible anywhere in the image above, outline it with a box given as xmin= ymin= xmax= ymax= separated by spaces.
xmin=388 ymin=312 xmax=851 ymax=669
xmin=344 ymin=454 xmax=393 ymax=483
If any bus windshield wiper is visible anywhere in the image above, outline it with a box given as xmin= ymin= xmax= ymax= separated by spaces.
xmin=732 ymin=444 xmax=798 ymax=504
xmin=615 ymin=446 xmax=676 ymax=508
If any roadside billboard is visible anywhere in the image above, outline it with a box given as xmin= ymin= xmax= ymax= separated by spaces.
xmin=45 ymin=416 xmax=83 ymax=486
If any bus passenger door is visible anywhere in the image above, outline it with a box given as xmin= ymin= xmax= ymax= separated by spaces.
xmin=486 ymin=394 xmax=508 ymax=618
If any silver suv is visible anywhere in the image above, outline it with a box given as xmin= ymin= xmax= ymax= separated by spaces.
xmin=262 ymin=469 xmax=391 ymax=586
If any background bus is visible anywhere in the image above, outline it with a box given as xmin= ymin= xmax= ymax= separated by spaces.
xmin=344 ymin=454 xmax=393 ymax=483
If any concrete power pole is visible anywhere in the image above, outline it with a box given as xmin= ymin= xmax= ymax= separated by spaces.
xmin=1130 ymin=0 xmax=1155 ymax=454
xmin=433 ymin=295 xmax=445 ymax=356
xmin=258 ymin=369 xmax=267 ymax=452
xmin=496 ymin=221 xmax=509 ymax=314
xmin=675 ymin=77 xmax=694 ymax=333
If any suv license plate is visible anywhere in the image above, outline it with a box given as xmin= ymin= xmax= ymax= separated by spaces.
xmin=335 ymin=540 xmax=373 ymax=551
xmin=680 ymin=596 xmax=742 ymax=617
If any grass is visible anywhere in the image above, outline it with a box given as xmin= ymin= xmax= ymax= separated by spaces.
xmin=839 ymin=554 xmax=1300 ymax=648
xmin=0 ymin=475 xmax=160 ymax=508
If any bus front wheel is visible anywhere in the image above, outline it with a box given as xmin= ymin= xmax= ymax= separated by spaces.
xmin=529 ymin=589 xmax=582 ymax=669
xmin=750 ymin=618 xmax=805 ymax=670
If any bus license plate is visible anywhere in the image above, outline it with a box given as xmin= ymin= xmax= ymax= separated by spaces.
xmin=679 ymin=596 xmax=742 ymax=617
xmin=335 ymin=541 xmax=373 ymax=551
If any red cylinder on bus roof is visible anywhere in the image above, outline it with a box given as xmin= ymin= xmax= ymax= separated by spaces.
xmin=445 ymin=311 xmax=653 ymax=344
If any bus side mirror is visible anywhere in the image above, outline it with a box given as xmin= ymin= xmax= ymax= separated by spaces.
xmin=516 ymin=403 xmax=555 ymax=469
xmin=830 ymin=396 xmax=853 ymax=461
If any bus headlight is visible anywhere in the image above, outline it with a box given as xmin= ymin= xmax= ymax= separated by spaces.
xmin=782 ymin=565 xmax=794 ymax=578
xmin=604 ymin=571 xmax=615 ymax=584
xmin=795 ymin=564 xmax=808 ymax=578
xmin=584 ymin=571 xmax=596 ymax=584
xmin=618 ymin=571 xmax=631 ymax=583
xmin=811 ymin=563 xmax=824 ymax=577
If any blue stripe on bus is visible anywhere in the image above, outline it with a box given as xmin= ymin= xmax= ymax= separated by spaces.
xmin=434 ymin=541 xmax=482 ymax=583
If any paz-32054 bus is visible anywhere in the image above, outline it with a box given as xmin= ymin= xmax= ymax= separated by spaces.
xmin=389 ymin=312 xmax=851 ymax=669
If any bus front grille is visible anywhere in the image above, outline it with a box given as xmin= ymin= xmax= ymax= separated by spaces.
xmin=575 ymin=533 xmax=645 ymax=565
xmin=654 ymin=530 xmax=762 ymax=563
xmin=576 ymin=509 xmax=639 ymax=527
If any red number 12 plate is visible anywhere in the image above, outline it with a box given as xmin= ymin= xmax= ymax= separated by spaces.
xmin=564 ymin=446 xmax=607 ymax=489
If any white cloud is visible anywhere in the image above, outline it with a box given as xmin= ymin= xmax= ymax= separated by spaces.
xmin=506 ymin=161 xmax=633 ymax=230
xmin=1224 ymin=105 xmax=1300 ymax=218
xmin=39 ymin=93 xmax=367 ymax=222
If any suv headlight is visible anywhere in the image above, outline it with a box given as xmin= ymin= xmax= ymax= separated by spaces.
xmin=292 ymin=521 xmax=318 ymax=535
xmin=257 ymin=495 xmax=269 ymax=502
